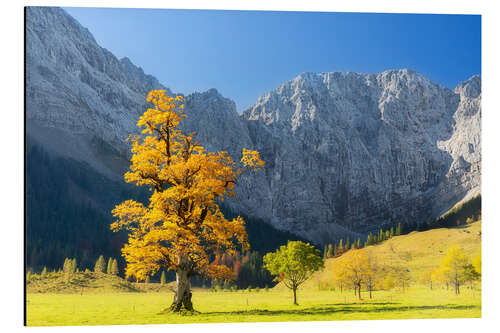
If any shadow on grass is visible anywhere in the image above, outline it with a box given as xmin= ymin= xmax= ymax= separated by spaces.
xmin=200 ymin=303 xmax=479 ymax=317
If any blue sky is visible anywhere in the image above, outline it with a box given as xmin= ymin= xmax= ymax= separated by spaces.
xmin=64 ymin=7 xmax=481 ymax=111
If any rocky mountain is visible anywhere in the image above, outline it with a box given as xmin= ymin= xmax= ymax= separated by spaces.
xmin=26 ymin=7 xmax=481 ymax=245
xmin=242 ymin=71 xmax=481 ymax=242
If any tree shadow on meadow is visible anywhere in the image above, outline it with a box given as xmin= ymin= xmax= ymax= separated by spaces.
xmin=200 ymin=302 xmax=479 ymax=317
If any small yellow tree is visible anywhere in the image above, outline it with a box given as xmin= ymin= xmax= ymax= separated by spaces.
xmin=364 ymin=251 xmax=382 ymax=299
xmin=381 ymin=271 xmax=395 ymax=290
xmin=333 ymin=265 xmax=348 ymax=294
xmin=335 ymin=250 xmax=371 ymax=300
xmin=473 ymin=250 xmax=481 ymax=276
xmin=439 ymin=246 xmax=470 ymax=295
xmin=111 ymin=90 xmax=264 ymax=312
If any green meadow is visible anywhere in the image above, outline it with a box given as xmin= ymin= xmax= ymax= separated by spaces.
xmin=26 ymin=221 xmax=481 ymax=326
xmin=27 ymin=286 xmax=480 ymax=326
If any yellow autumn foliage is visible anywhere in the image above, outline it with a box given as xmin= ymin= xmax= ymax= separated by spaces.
xmin=111 ymin=90 xmax=264 ymax=281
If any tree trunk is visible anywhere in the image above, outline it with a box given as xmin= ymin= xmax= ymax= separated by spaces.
xmin=369 ymin=283 xmax=372 ymax=299
xmin=169 ymin=268 xmax=193 ymax=312
xmin=293 ymin=286 xmax=298 ymax=305
xmin=292 ymin=286 xmax=299 ymax=305
xmin=357 ymin=283 xmax=362 ymax=300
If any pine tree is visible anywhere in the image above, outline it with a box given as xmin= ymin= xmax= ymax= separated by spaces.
xmin=356 ymin=238 xmax=361 ymax=249
xmin=107 ymin=258 xmax=113 ymax=274
xmin=71 ymin=258 xmax=77 ymax=273
xmin=94 ymin=255 xmax=106 ymax=273
xmin=378 ymin=228 xmax=384 ymax=243
xmin=62 ymin=258 xmax=70 ymax=273
xmin=390 ymin=227 xmax=394 ymax=238
xmin=327 ymin=244 xmax=333 ymax=258
xmin=385 ymin=230 xmax=390 ymax=240
xmin=366 ymin=233 xmax=373 ymax=246
xmin=62 ymin=258 xmax=73 ymax=283
xmin=160 ymin=271 xmax=166 ymax=285
xmin=395 ymin=223 xmax=402 ymax=236
xmin=345 ymin=237 xmax=351 ymax=250
xmin=41 ymin=266 xmax=47 ymax=278
xmin=338 ymin=239 xmax=344 ymax=254
xmin=111 ymin=259 xmax=119 ymax=275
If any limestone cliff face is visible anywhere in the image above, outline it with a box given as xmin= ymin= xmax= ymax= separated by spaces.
xmin=26 ymin=7 xmax=481 ymax=244
xmin=242 ymin=71 xmax=481 ymax=242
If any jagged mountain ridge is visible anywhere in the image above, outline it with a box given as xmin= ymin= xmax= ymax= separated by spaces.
xmin=26 ymin=7 xmax=481 ymax=244
xmin=242 ymin=71 xmax=480 ymax=242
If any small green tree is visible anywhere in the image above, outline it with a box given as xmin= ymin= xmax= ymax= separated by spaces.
xmin=463 ymin=264 xmax=480 ymax=287
xmin=107 ymin=258 xmax=113 ymax=274
xmin=263 ymin=241 xmax=324 ymax=305
xmin=94 ymin=255 xmax=106 ymax=273
xmin=111 ymin=259 xmax=119 ymax=276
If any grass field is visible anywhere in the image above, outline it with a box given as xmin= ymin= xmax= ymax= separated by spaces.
xmin=26 ymin=221 xmax=481 ymax=326
xmin=26 ymin=286 xmax=480 ymax=326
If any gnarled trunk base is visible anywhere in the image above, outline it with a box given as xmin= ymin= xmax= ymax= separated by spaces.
xmin=169 ymin=291 xmax=194 ymax=313
xmin=161 ymin=268 xmax=197 ymax=314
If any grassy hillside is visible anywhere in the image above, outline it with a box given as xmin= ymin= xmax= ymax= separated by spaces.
xmin=27 ymin=271 xmax=142 ymax=294
xmin=26 ymin=270 xmax=187 ymax=294
xmin=307 ymin=220 xmax=481 ymax=290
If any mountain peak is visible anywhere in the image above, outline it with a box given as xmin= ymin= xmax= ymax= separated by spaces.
xmin=455 ymin=75 xmax=481 ymax=99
